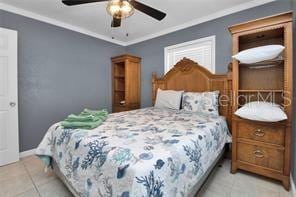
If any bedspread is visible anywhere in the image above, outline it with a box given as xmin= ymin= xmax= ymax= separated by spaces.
xmin=36 ymin=107 xmax=231 ymax=197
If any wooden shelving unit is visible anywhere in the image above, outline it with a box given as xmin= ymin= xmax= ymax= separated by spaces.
xmin=229 ymin=12 xmax=293 ymax=190
xmin=112 ymin=54 xmax=141 ymax=113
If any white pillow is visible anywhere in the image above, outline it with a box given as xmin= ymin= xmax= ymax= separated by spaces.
xmin=235 ymin=101 xmax=287 ymax=122
xmin=154 ymin=89 xmax=183 ymax=110
xmin=182 ymin=91 xmax=219 ymax=115
xmin=232 ymin=45 xmax=285 ymax=64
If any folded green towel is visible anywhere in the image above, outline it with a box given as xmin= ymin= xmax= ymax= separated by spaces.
xmin=61 ymin=119 xmax=105 ymax=129
xmin=81 ymin=108 xmax=108 ymax=116
xmin=65 ymin=114 xmax=101 ymax=122
xmin=64 ymin=109 xmax=108 ymax=122
xmin=61 ymin=109 xmax=108 ymax=129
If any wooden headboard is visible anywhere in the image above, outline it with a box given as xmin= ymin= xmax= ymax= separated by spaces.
xmin=152 ymin=58 xmax=232 ymax=126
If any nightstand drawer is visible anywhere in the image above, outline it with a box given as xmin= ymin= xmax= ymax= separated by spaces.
xmin=237 ymin=122 xmax=285 ymax=145
xmin=237 ymin=142 xmax=284 ymax=172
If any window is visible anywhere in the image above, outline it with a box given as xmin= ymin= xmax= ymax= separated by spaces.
xmin=164 ymin=35 xmax=216 ymax=74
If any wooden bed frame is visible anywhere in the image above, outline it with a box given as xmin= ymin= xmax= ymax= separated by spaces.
xmin=51 ymin=58 xmax=232 ymax=197
xmin=152 ymin=58 xmax=232 ymax=126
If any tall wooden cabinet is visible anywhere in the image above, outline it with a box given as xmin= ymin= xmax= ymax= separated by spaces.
xmin=112 ymin=54 xmax=141 ymax=113
xmin=229 ymin=12 xmax=293 ymax=190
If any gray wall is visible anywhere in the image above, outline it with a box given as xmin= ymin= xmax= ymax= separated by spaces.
xmin=0 ymin=10 xmax=125 ymax=151
xmin=127 ymin=0 xmax=292 ymax=108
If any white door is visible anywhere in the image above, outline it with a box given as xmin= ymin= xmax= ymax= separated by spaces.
xmin=0 ymin=27 xmax=19 ymax=166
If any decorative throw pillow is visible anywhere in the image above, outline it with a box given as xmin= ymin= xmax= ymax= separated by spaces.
xmin=235 ymin=101 xmax=287 ymax=122
xmin=154 ymin=89 xmax=184 ymax=110
xmin=182 ymin=91 xmax=219 ymax=115
xmin=232 ymin=45 xmax=285 ymax=64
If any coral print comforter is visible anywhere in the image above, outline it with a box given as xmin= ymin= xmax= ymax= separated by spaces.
xmin=36 ymin=107 xmax=231 ymax=197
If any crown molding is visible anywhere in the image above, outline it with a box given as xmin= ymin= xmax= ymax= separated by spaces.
xmin=125 ymin=0 xmax=275 ymax=45
xmin=0 ymin=0 xmax=275 ymax=46
xmin=0 ymin=3 xmax=126 ymax=46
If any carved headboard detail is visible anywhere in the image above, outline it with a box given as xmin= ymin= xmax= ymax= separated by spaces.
xmin=152 ymin=58 xmax=232 ymax=127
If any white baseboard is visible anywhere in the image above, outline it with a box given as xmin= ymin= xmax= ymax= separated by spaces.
xmin=19 ymin=148 xmax=36 ymax=158
xmin=291 ymin=174 xmax=296 ymax=197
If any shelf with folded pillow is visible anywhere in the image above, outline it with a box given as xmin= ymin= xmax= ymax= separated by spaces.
xmin=238 ymin=59 xmax=284 ymax=68
xmin=229 ymin=12 xmax=293 ymax=190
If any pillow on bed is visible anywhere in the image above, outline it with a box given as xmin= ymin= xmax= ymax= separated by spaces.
xmin=232 ymin=45 xmax=285 ymax=64
xmin=181 ymin=91 xmax=219 ymax=115
xmin=235 ymin=101 xmax=287 ymax=122
xmin=154 ymin=89 xmax=184 ymax=110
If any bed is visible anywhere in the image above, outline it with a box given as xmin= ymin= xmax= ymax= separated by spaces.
xmin=36 ymin=58 xmax=232 ymax=197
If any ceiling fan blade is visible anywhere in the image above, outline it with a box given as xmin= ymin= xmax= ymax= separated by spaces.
xmin=130 ymin=1 xmax=166 ymax=21
xmin=111 ymin=17 xmax=121 ymax=28
xmin=62 ymin=0 xmax=107 ymax=6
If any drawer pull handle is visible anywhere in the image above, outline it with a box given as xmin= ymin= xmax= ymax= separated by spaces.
xmin=254 ymin=150 xmax=264 ymax=158
xmin=254 ymin=129 xmax=265 ymax=137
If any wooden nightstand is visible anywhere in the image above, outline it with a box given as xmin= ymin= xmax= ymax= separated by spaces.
xmin=231 ymin=117 xmax=289 ymax=188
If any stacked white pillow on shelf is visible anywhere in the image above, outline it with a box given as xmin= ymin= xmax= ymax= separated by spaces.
xmin=235 ymin=101 xmax=287 ymax=122
xmin=232 ymin=45 xmax=287 ymax=122
xmin=232 ymin=45 xmax=285 ymax=64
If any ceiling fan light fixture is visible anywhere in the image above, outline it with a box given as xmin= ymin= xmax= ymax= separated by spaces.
xmin=107 ymin=0 xmax=134 ymax=19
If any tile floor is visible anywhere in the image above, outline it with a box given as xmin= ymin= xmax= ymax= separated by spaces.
xmin=0 ymin=155 xmax=293 ymax=197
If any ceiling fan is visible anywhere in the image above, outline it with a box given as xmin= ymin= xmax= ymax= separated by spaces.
xmin=62 ymin=0 xmax=167 ymax=28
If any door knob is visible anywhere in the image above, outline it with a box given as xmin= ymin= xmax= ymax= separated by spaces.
xmin=9 ymin=102 xmax=16 ymax=107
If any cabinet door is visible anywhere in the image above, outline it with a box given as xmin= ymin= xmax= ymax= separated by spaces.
xmin=125 ymin=60 xmax=140 ymax=105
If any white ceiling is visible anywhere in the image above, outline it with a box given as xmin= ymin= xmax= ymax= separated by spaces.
xmin=0 ymin=0 xmax=274 ymax=45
